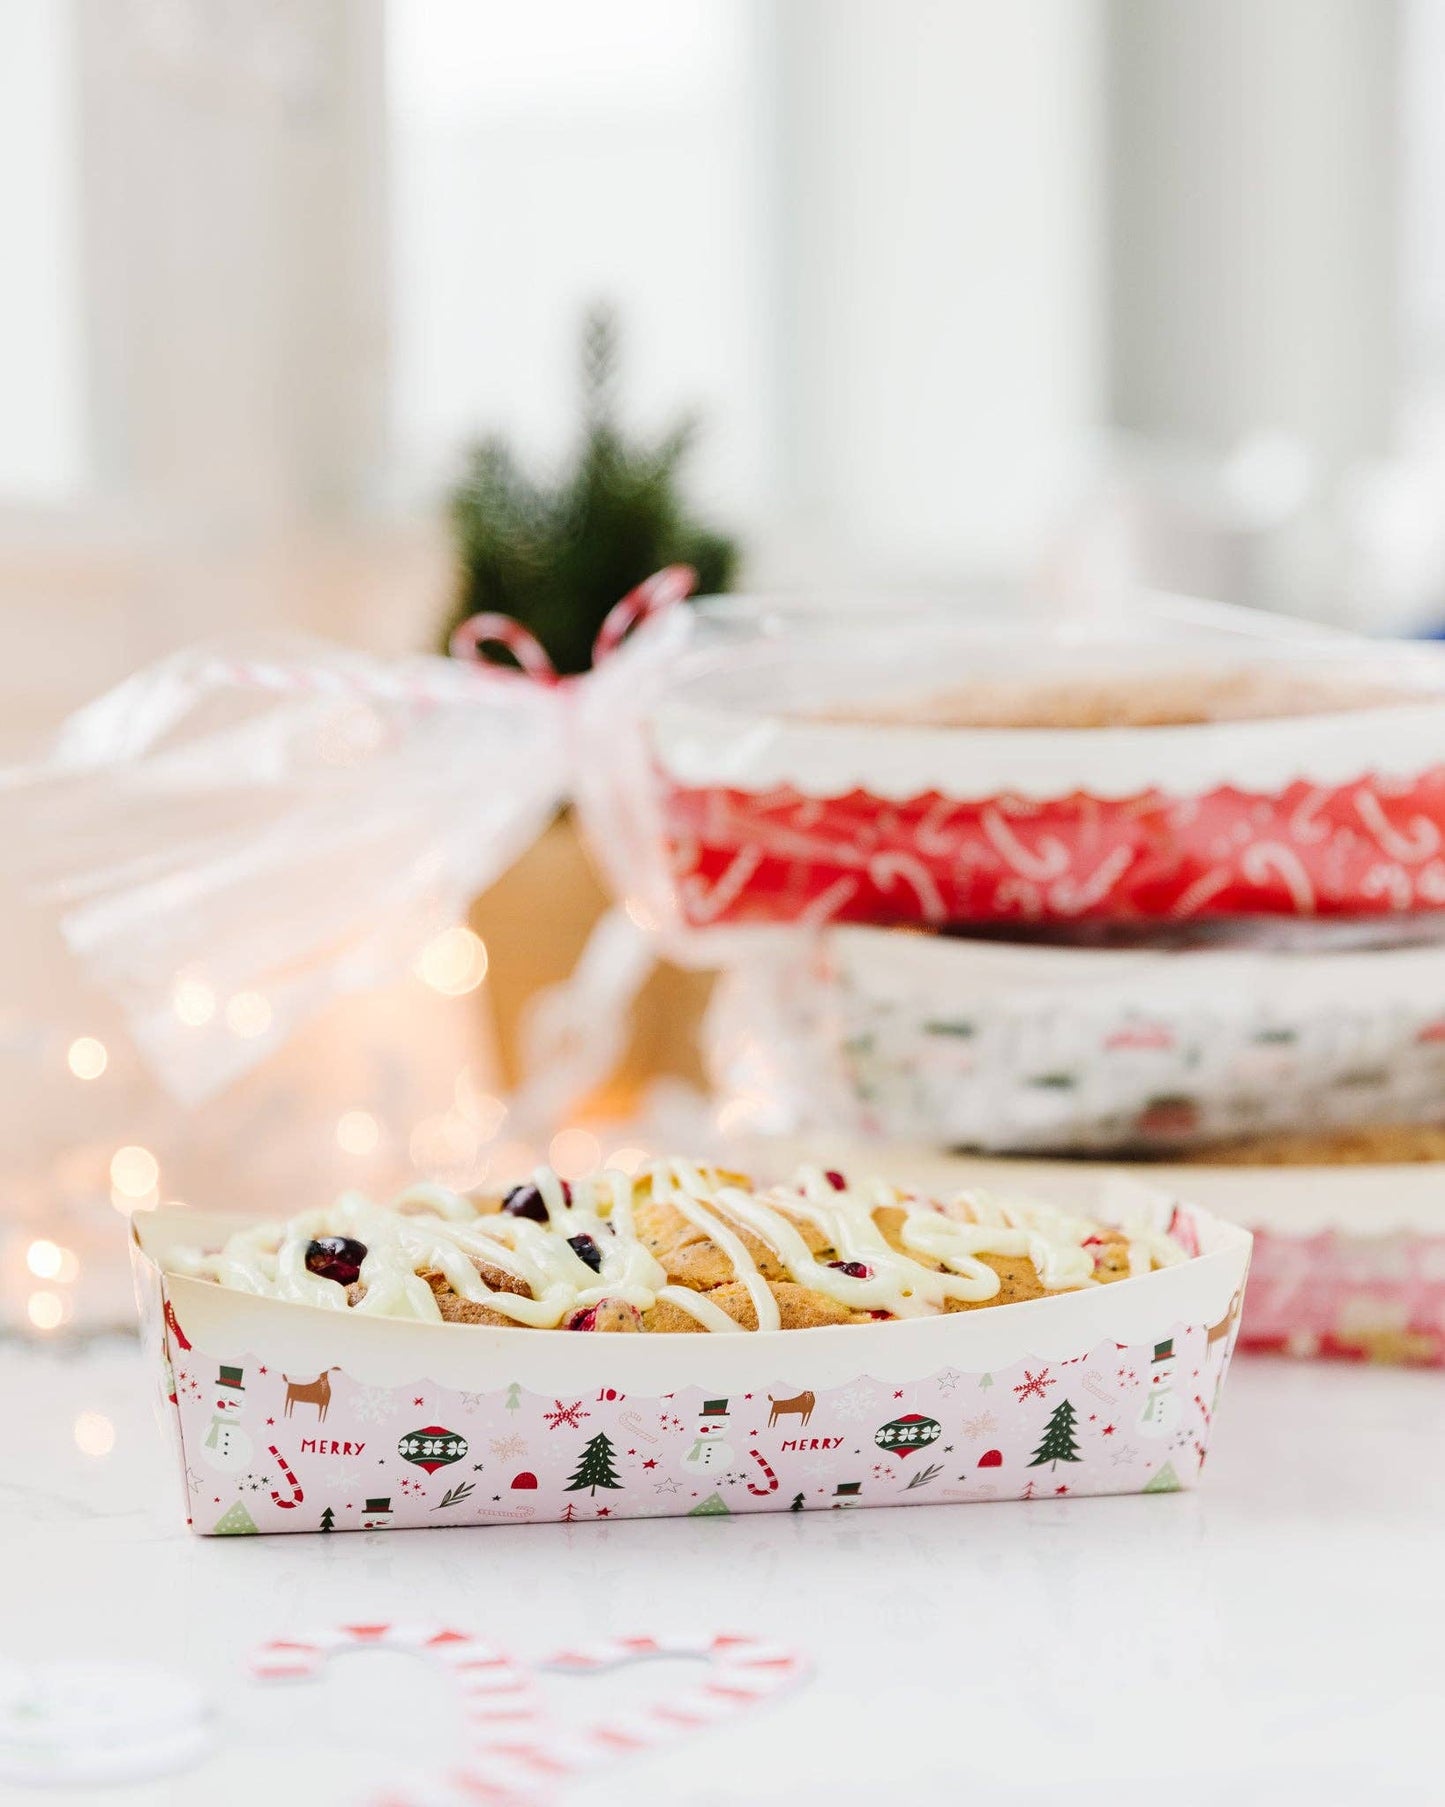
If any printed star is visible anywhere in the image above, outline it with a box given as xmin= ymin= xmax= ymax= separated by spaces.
xmin=942 ymin=1446 xmax=954 ymax=1454
xmin=492 ymin=1495 xmax=501 ymax=1502
xmin=653 ymin=1477 xmax=681 ymax=1494
xmin=642 ymin=1459 xmax=657 ymax=1470
xmin=265 ymin=1417 xmax=275 ymax=1427
xmin=1108 ymin=1442 xmax=1138 ymax=1466
xmin=1055 ymin=1485 xmax=1069 ymax=1495
xmin=413 ymin=1396 xmax=424 ymax=1407
xmin=185 ymin=1467 xmax=203 ymax=1495
xmin=627 ymin=1449 xmax=637 ymax=1456
xmin=893 ymin=1389 xmax=904 ymax=1399
xmin=257 ymin=1366 xmax=268 ymax=1375
xmin=936 ymin=1367 xmax=962 ymax=1392
xmin=596 ymin=1507 xmax=612 ymax=1518
xmin=1102 ymin=1424 xmax=1116 ymax=1436
xmin=473 ymin=1463 xmax=485 ymax=1471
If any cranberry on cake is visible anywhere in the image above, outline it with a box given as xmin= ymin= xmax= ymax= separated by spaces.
xmin=176 ymin=1160 xmax=1189 ymax=1333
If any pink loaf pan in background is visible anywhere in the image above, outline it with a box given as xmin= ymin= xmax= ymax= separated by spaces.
xmin=131 ymin=1187 xmax=1250 ymax=1536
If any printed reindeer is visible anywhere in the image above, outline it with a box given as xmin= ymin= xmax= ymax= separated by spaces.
xmin=767 ymin=1390 xmax=816 ymax=1430
xmin=283 ymin=1368 xmax=341 ymax=1423
xmin=1206 ymin=1290 xmax=1243 ymax=1356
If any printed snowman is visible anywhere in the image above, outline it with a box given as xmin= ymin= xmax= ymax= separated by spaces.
xmin=199 ymin=1366 xmax=254 ymax=1472
xmin=680 ymin=1399 xmax=735 ymax=1477
xmin=1135 ymin=1340 xmax=1182 ymax=1441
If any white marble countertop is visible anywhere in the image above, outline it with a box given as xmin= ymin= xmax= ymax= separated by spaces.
xmin=3 ymin=1341 xmax=1439 ymax=1807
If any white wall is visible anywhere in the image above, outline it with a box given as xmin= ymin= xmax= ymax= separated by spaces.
xmin=0 ymin=0 xmax=86 ymax=504
xmin=770 ymin=0 xmax=1106 ymax=582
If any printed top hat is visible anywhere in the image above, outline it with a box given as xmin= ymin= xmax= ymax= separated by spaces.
xmin=217 ymin=1365 xmax=245 ymax=1390
xmin=701 ymin=1398 xmax=729 ymax=1416
xmin=364 ymin=1498 xmax=391 ymax=1513
xmin=1151 ymin=1340 xmax=1175 ymax=1364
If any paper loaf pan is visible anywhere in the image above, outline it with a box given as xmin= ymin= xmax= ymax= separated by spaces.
xmin=131 ymin=1195 xmax=1251 ymax=1536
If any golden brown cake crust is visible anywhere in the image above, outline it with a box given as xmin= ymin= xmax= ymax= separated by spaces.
xmin=821 ymin=666 xmax=1410 ymax=730
xmin=1188 ymin=1124 xmax=1445 ymax=1165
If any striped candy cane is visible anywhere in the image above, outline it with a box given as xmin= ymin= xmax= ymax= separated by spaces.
xmin=267 ymin=1446 xmax=303 ymax=1510
xmin=251 ymin=1625 xmax=548 ymax=1807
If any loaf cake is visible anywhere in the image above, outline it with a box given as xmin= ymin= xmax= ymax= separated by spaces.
xmin=175 ymin=1159 xmax=1189 ymax=1332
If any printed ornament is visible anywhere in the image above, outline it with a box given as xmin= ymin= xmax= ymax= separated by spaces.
xmin=397 ymin=1427 xmax=468 ymax=1474
xmin=874 ymin=1412 xmax=941 ymax=1457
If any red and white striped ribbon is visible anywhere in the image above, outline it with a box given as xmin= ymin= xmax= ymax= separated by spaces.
xmin=250 ymin=1626 xmax=808 ymax=1806
xmin=591 ymin=564 xmax=697 ymax=665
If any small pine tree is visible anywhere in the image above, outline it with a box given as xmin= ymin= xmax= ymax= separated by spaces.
xmin=319 ymin=1506 xmax=335 ymax=1532
xmin=564 ymin=1432 xmax=623 ymax=1496
xmin=505 ymin=1383 xmax=522 ymax=1413
xmin=1027 ymin=1399 xmax=1082 ymax=1470
xmin=790 ymin=1493 xmax=805 ymax=1513
xmin=213 ymin=1500 xmax=258 ymax=1536
xmin=445 ymin=307 xmax=738 ymax=676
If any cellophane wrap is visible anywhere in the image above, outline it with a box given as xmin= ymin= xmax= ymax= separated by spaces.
xmin=4 ymin=637 xmax=568 ymax=1103
xmin=704 ymin=925 xmax=1445 ymax=1154
xmin=574 ymin=592 xmax=1445 ymax=942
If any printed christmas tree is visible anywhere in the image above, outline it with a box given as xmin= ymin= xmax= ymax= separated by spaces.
xmin=319 ymin=1506 xmax=335 ymax=1532
xmin=213 ymin=1500 xmax=258 ymax=1536
xmin=1143 ymin=1461 xmax=1183 ymax=1494
xmin=1027 ymin=1398 xmax=1082 ymax=1469
xmin=689 ymin=1493 xmax=729 ymax=1517
xmin=505 ymin=1383 xmax=522 ymax=1413
xmin=564 ymin=1432 xmax=623 ymax=1495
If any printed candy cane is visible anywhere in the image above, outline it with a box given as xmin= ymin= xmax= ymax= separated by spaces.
xmin=1354 ymin=789 xmax=1441 ymax=864
xmin=745 ymin=1449 xmax=779 ymax=1496
xmin=1240 ymin=841 xmax=1316 ymax=912
xmin=267 ymin=1446 xmax=303 ymax=1510
xmin=251 ymin=1625 xmax=547 ymax=1807
xmin=867 ymin=851 xmax=946 ymax=924
xmin=617 ymin=1409 xmax=660 ymax=1444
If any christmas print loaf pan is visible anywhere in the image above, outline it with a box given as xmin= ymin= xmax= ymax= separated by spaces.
xmin=875 ymin=1148 xmax=1445 ymax=1369
xmin=130 ymin=1162 xmax=1250 ymax=1535
xmin=602 ymin=593 xmax=1445 ymax=931
xmin=706 ymin=926 xmax=1445 ymax=1154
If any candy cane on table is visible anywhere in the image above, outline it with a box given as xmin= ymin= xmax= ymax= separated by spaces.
xmin=251 ymin=1625 xmax=548 ymax=1806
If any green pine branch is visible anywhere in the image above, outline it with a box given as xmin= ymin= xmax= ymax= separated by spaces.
xmin=444 ymin=304 xmax=739 ymax=676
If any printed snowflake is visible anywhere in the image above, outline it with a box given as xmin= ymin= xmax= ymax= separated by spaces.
xmin=459 ymin=1391 xmax=488 ymax=1412
xmin=1013 ymin=1367 xmax=1056 ymax=1402
xmin=351 ymin=1386 xmax=397 ymax=1426
xmin=830 ymin=1389 xmax=873 ymax=1424
xmin=543 ymin=1399 xmax=589 ymax=1432
xmin=489 ymin=1434 xmax=527 ymax=1461
xmin=960 ymin=1411 xmax=998 ymax=1439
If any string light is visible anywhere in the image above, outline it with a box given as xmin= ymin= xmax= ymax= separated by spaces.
xmin=26 ymin=1239 xmax=78 ymax=1282
xmin=66 ymin=1037 xmax=108 ymax=1080
xmin=27 ymin=1291 xmax=66 ymax=1331
xmin=414 ymin=926 xmax=488 ymax=996
xmin=336 ymin=1110 xmax=380 ymax=1156
xmin=74 ymin=1412 xmax=115 ymax=1457
xmin=225 ymin=991 xmax=272 ymax=1038
xmin=453 ymin=1067 xmax=507 ymax=1137
xmin=172 ymin=975 xmax=217 ymax=1026
xmin=605 ymin=1146 xmax=648 ymax=1175
xmin=548 ymin=1127 xmax=602 ymax=1179
xmin=111 ymin=1145 xmax=160 ymax=1197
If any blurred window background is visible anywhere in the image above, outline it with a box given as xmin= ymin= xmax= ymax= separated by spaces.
xmin=9 ymin=0 xmax=1445 ymax=744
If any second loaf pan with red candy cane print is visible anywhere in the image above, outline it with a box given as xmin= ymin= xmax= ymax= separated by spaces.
xmin=576 ymin=591 xmax=1445 ymax=933
xmin=131 ymin=1158 xmax=1250 ymax=1534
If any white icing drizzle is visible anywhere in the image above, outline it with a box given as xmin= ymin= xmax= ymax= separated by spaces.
xmin=178 ymin=1159 xmax=1188 ymax=1332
